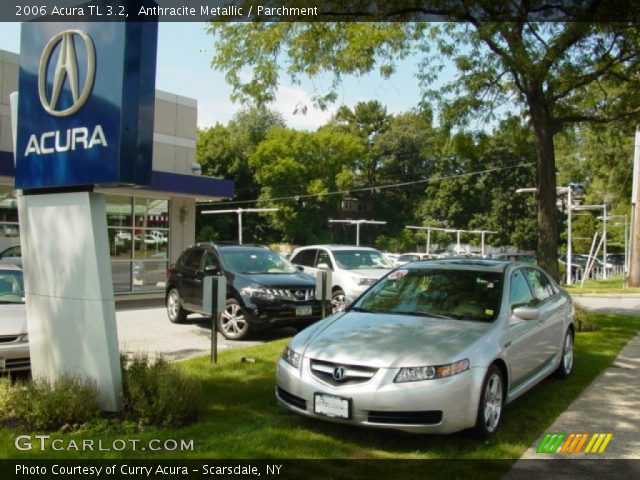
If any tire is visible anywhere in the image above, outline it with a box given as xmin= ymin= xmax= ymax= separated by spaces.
xmin=555 ymin=328 xmax=574 ymax=379
xmin=331 ymin=289 xmax=347 ymax=313
xmin=217 ymin=298 xmax=251 ymax=340
xmin=474 ymin=365 xmax=505 ymax=438
xmin=166 ymin=288 xmax=188 ymax=324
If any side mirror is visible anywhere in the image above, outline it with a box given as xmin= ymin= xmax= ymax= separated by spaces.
xmin=512 ymin=306 xmax=540 ymax=321
xmin=204 ymin=265 xmax=221 ymax=275
xmin=317 ymin=262 xmax=331 ymax=270
xmin=296 ymin=265 xmax=304 ymax=272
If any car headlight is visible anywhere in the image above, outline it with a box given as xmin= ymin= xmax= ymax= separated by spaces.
xmin=282 ymin=346 xmax=301 ymax=369
xmin=394 ymin=358 xmax=470 ymax=383
xmin=241 ymin=284 xmax=276 ymax=301
xmin=18 ymin=334 xmax=28 ymax=343
xmin=354 ymin=276 xmax=377 ymax=286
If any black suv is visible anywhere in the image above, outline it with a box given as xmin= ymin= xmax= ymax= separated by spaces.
xmin=166 ymin=243 xmax=324 ymax=340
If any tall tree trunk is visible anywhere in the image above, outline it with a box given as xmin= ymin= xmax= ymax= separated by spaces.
xmin=527 ymin=91 xmax=560 ymax=280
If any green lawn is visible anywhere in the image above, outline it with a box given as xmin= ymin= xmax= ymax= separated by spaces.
xmin=1 ymin=313 xmax=639 ymax=479
xmin=564 ymin=275 xmax=640 ymax=294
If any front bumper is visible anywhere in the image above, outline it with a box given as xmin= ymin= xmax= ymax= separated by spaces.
xmin=275 ymin=357 xmax=486 ymax=434
xmin=242 ymin=298 xmax=327 ymax=328
xmin=0 ymin=342 xmax=30 ymax=373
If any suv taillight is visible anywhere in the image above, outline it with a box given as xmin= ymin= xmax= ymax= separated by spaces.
xmin=166 ymin=268 xmax=173 ymax=278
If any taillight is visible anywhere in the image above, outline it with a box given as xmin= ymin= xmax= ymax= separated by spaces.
xmin=166 ymin=268 xmax=173 ymax=278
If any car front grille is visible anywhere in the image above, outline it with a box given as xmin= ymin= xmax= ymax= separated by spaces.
xmin=0 ymin=335 xmax=20 ymax=344
xmin=277 ymin=387 xmax=307 ymax=410
xmin=265 ymin=288 xmax=316 ymax=301
xmin=3 ymin=358 xmax=30 ymax=370
xmin=367 ymin=410 xmax=443 ymax=425
xmin=310 ymin=359 xmax=378 ymax=386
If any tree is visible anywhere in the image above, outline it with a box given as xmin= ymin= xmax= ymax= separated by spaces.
xmin=196 ymin=107 xmax=285 ymax=242
xmin=208 ymin=4 xmax=640 ymax=279
xmin=249 ymin=126 xmax=364 ymax=243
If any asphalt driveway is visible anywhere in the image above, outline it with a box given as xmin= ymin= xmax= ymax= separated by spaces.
xmin=115 ymin=299 xmax=297 ymax=361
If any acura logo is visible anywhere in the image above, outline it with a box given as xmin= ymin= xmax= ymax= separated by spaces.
xmin=38 ymin=30 xmax=96 ymax=117
xmin=332 ymin=366 xmax=346 ymax=381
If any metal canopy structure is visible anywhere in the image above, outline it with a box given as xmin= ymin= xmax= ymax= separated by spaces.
xmin=574 ymin=204 xmax=608 ymax=279
xmin=405 ymin=225 xmax=497 ymax=257
xmin=202 ymin=207 xmax=279 ymax=244
xmin=329 ymin=219 xmax=386 ymax=246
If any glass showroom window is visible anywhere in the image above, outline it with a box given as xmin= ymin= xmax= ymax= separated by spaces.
xmin=0 ymin=186 xmax=19 ymax=254
xmin=106 ymin=195 xmax=170 ymax=293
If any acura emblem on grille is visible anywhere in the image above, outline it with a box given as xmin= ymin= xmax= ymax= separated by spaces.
xmin=294 ymin=290 xmax=306 ymax=300
xmin=333 ymin=366 xmax=346 ymax=381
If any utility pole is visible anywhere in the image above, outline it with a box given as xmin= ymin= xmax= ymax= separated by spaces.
xmin=630 ymin=125 xmax=640 ymax=286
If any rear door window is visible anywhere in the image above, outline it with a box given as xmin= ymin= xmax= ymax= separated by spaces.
xmin=524 ymin=268 xmax=554 ymax=302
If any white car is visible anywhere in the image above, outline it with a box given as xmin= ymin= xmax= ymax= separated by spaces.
xmin=0 ymin=264 xmax=29 ymax=373
xmin=394 ymin=252 xmax=432 ymax=266
xmin=289 ymin=245 xmax=394 ymax=312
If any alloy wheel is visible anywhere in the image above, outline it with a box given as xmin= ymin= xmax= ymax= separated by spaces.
xmin=483 ymin=373 xmax=503 ymax=433
xmin=563 ymin=333 xmax=574 ymax=374
xmin=220 ymin=303 xmax=248 ymax=338
xmin=167 ymin=290 xmax=180 ymax=321
xmin=331 ymin=293 xmax=346 ymax=313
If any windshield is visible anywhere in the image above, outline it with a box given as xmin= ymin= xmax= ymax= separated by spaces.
xmin=0 ymin=270 xmax=24 ymax=304
xmin=333 ymin=250 xmax=393 ymax=270
xmin=221 ymin=250 xmax=297 ymax=274
xmin=351 ymin=268 xmax=502 ymax=322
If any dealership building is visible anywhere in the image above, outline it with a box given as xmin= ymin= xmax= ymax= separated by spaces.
xmin=0 ymin=48 xmax=233 ymax=296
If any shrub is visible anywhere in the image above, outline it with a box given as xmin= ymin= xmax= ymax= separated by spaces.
xmin=574 ymin=304 xmax=598 ymax=332
xmin=6 ymin=376 xmax=100 ymax=430
xmin=121 ymin=354 xmax=201 ymax=428
xmin=0 ymin=377 xmax=13 ymax=423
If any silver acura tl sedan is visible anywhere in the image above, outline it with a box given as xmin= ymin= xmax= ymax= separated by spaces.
xmin=276 ymin=259 xmax=575 ymax=437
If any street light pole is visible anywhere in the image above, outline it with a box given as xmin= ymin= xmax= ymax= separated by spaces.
xmin=406 ymin=226 xmax=496 ymax=256
xmin=202 ymin=207 xmax=279 ymax=244
xmin=328 ymin=219 xmax=387 ymax=246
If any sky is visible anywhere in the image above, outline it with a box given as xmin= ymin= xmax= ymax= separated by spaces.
xmin=0 ymin=22 xmax=428 ymax=130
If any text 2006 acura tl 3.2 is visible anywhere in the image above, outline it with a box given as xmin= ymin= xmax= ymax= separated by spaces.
xmin=276 ymin=259 xmax=574 ymax=437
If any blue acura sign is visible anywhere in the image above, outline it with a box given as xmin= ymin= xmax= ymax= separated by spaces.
xmin=16 ymin=21 xmax=157 ymax=189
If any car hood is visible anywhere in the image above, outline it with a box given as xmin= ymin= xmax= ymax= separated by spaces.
xmin=297 ymin=312 xmax=491 ymax=368
xmin=0 ymin=303 xmax=27 ymax=335
xmin=233 ymin=272 xmax=315 ymax=287
xmin=344 ymin=268 xmax=390 ymax=279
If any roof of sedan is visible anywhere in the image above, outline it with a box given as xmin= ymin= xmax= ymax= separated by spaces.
xmin=297 ymin=245 xmax=378 ymax=251
xmin=405 ymin=258 xmax=511 ymax=272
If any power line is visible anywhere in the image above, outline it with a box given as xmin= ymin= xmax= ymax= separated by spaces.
xmin=197 ymin=162 xmax=535 ymax=208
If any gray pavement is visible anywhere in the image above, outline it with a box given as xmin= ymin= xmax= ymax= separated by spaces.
xmin=115 ymin=300 xmax=296 ymax=361
xmin=504 ymin=294 xmax=640 ymax=479
xmin=572 ymin=294 xmax=640 ymax=316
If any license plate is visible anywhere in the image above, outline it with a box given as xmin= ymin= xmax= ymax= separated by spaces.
xmin=0 ymin=357 xmax=5 ymax=370
xmin=295 ymin=305 xmax=312 ymax=316
xmin=314 ymin=394 xmax=350 ymax=419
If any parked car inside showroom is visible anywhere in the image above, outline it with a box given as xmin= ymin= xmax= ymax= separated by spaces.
xmin=166 ymin=243 xmax=325 ymax=340
xmin=276 ymin=259 xmax=574 ymax=436
xmin=0 ymin=264 xmax=30 ymax=374
xmin=289 ymin=245 xmax=394 ymax=313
